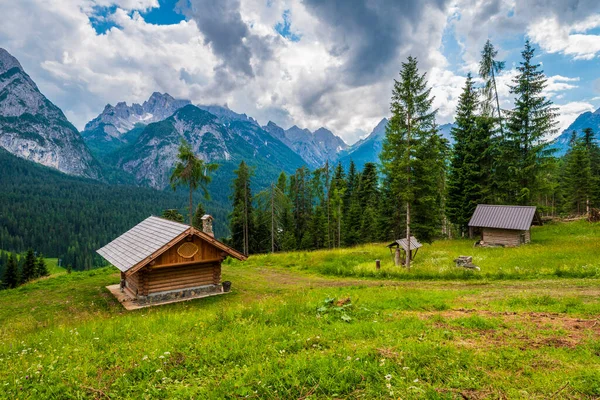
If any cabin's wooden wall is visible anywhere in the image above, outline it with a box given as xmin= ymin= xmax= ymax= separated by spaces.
xmin=133 ymin=263 xmax=221 ymax=295
xmin=125 ymin=271 xmax=140 ymax=295
xmin=482 ymin=228 xmax=529 ymax=246
xmin=154 ymin=235 xmax=221 ymax=267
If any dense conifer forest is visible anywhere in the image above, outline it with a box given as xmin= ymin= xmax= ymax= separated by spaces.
xmin=0 ymin=149 xmax=229 ymax=271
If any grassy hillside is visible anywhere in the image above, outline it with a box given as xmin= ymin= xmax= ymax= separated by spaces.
xmin=1 ymin=222 xmax=599 ymax=398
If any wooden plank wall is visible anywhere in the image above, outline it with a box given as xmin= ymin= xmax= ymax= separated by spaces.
xmin=139 ymin=263 xmax=221 ymax=294
xmin=482 ymin=228 xmax=529 ymax=246
xmin=154 ymin=235 xmax=221 ymax=266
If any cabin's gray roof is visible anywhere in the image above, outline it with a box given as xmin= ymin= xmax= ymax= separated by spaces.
xmin=97 ymin=216 xmax=190 ymax=272
xmin=387 ymin=236 xmax=422 ymax=251
xmin=468 ymin=205 xmax=537 ymax=231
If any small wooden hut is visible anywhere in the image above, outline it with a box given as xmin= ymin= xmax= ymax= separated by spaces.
xmin=97 ymin=216 xmax=246 ymax=308
xmin=387 ymin=236 xmax=423 ymax=265
xmin=468 ymin=205 xmax=542 ymax=247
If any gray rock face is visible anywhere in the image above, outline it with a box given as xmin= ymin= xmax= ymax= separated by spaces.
xmin=113 ymin=105 xmax=307 ymax=191
xmin=0 ymin=48 xmax=100 ymax=178
xmin=263 ymin=122 xmax=347 ymax=167
xmin=83 ymin=92 xmax=191 ymax=140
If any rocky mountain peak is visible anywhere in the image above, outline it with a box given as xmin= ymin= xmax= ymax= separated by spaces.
xmin=0 ymin=48 xmax=23 ymax=75
xmin=0 ymin=48 xmax=100 ymax=178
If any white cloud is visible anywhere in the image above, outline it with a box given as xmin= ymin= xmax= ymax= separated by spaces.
xmin=527 ymin=16 xmax=600 ymax=60
xmin=0 ymin=0 xmax=597 ymax=144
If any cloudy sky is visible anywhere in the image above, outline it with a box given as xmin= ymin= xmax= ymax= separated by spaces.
xmin=1 ymin=0 xmax=599 ymax=144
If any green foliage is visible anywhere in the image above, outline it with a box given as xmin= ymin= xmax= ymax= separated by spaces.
xmin=230 ymin=161 xmax=254 ymax=255
xmin=447 ymin=74 xmax=495 ymax=235
xmin=2 ymin=254 xmax=19 ymax=289
xmin=380 ymin=56 xmax=448 ymax=244
xmin=0 ymin=148 xmax=229 ymax=269
xmin=35 ymin=254 xmax=50 ymax=278
xmin=170 ymin=139 xmax=218 ymax=225
xmin=502 ymin=40 xmax=558 ymax=205
xmin=21 ymin=249 xmax=37 ymax=283
xmin=162 ymin=209 xmax=184 ymax=223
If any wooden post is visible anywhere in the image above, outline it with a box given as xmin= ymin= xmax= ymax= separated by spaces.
xmin=394 ymin=247 xmax=400 ymax=267
xmin=376 ymin=259 xmax=381 ymax=271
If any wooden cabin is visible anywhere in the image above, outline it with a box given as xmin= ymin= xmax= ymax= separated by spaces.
xmin=468 ymin=205 xmax=542 ymax=247
xmin=98 ymin=216 xmax=246 ymax=308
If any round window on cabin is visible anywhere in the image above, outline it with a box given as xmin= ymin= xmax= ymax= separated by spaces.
xmin=177 ymin=242 xmax=199 ymax=259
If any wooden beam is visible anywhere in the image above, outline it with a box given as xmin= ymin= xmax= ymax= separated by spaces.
xmin=150 ymin=258 xmax=222 ymax=270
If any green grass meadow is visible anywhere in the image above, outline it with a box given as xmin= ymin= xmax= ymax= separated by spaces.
xmin=1 ymin=221 xmax=599 ymax=399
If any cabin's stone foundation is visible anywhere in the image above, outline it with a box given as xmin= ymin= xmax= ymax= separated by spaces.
xmin=136 ymin=284 xmax=223 ymax=305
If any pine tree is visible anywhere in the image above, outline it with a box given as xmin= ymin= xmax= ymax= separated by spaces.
xmin=192 ymin=203 xmax=206 ymax=230
xmin=447 ymin=74 xmax=478 ymax=234
xmin=343 ymin=161 xmax=361 ymax=246
xmin=447 ymin=74 xmax=495 ymax=235
xmin=380 ymin=56 xmax=446 ymax=268
xmin=505 ymin=40 xmax=558 ymax=205
xmin=479 ymin=39 xmax=505 ymax=134
xmin=170 ymin=140 xmax=218 ymax=225
xmin=230 ymin=161 xmax=254 ymax=255
xmin=162 ymin=209 xmax=184 ymax=223
xmin=582 ymin=128 xmax=600 ymax=207
xmin=357 ymin=163 xmax=379 ymax=243
xmin=36 ymin=254 xmax=50 ymax=277
xmin=562 ymin=133 xmax=594 ymax=215
xmin=21 ymin=249 xmax=37 ymax=282
xmin=3 ymin=254 xmax=19 ymax=288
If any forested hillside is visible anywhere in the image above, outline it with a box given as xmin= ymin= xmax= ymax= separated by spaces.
xmin=0 ymin=149 xmax=230 ymax=269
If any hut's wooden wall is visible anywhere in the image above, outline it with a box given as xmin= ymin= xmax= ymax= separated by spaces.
xmin=132 ymin=263 xmax=221 ymax=296
xmin=482 ymin=228 xmax=529 ymax=246
xmin=154 ymin=235 xmax=221 ymax=266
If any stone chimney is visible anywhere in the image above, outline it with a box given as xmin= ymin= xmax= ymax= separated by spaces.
xmin=201 ymin=214 xmax=214 ymax=237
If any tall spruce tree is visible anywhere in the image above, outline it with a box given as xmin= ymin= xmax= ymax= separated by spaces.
xmin=447 ymin=74 xmax=479 ymax=234
xmin=505 ymin=40 xmax=558 ymax=205
xmin=479 ymin=39 xmax=505 ymax=134
xmin=230 ymin=161 xmax=254 ymax=255
xmin=36 ymin=254 xmax=50 ymax=278
xmin=357 ymin=163 xmax=380 ymax=243
xmin=381 ymin=56 xmax=446 ymax=268
xmin=447 ymin=74 xmax=495 ymax=235
xmin=3 ymin=254 xmax=19 ymax=289
xmin=21 ymin=249 xmax=37 ymax=282
xmin=582 ymin=128 xmax=600 ymax=207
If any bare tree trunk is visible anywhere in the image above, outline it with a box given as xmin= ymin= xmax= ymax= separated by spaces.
xmin=271 ymin=184 xmax=275 ymax=253
xmin=189 ymin=186 xmax=193 ymax=227
xmin=406 ymin=115 xmax=411 ymax=271
xmin=338 ymin=202 xmax=341 ymax=249
xmin=244 ymin=182 xmax=248 ymax=256
xmin=491 ymin=68 xmax=504 ymax=138
xmin=325 ymin=161 xmax=330 ymax=248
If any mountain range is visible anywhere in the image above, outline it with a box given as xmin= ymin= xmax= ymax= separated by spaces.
xmin=1 ymin=47 xmax=599 ymax=200
xmin=0 ymin=48 xmax=100 ymax=178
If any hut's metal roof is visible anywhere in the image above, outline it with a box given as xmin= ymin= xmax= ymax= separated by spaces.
xmin=97 ymin=216 xmax=190 ymax=272
xmin=387 ymin=236 xmax=422 ymax=251
xmin=468 ymin=205 xmax=538 ymax=231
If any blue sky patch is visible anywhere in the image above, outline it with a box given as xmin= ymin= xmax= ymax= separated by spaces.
xmin=275 ymin=10 xmax=301 ymax=42
xmin=140 ymin=0 xmax=185 ymax=25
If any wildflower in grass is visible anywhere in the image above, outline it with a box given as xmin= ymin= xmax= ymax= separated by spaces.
xmin=413 ymin=378 xmax=419 ymax=383
xmin=142 ymin=355 xmax=148 ymax=361
xmin=159 ymin=355 xmax=165 ymax=359
xmin=155 ymin=369 xmax=162 ymax=373
xmin=164 ymin=351 xmax=170 ymax=355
